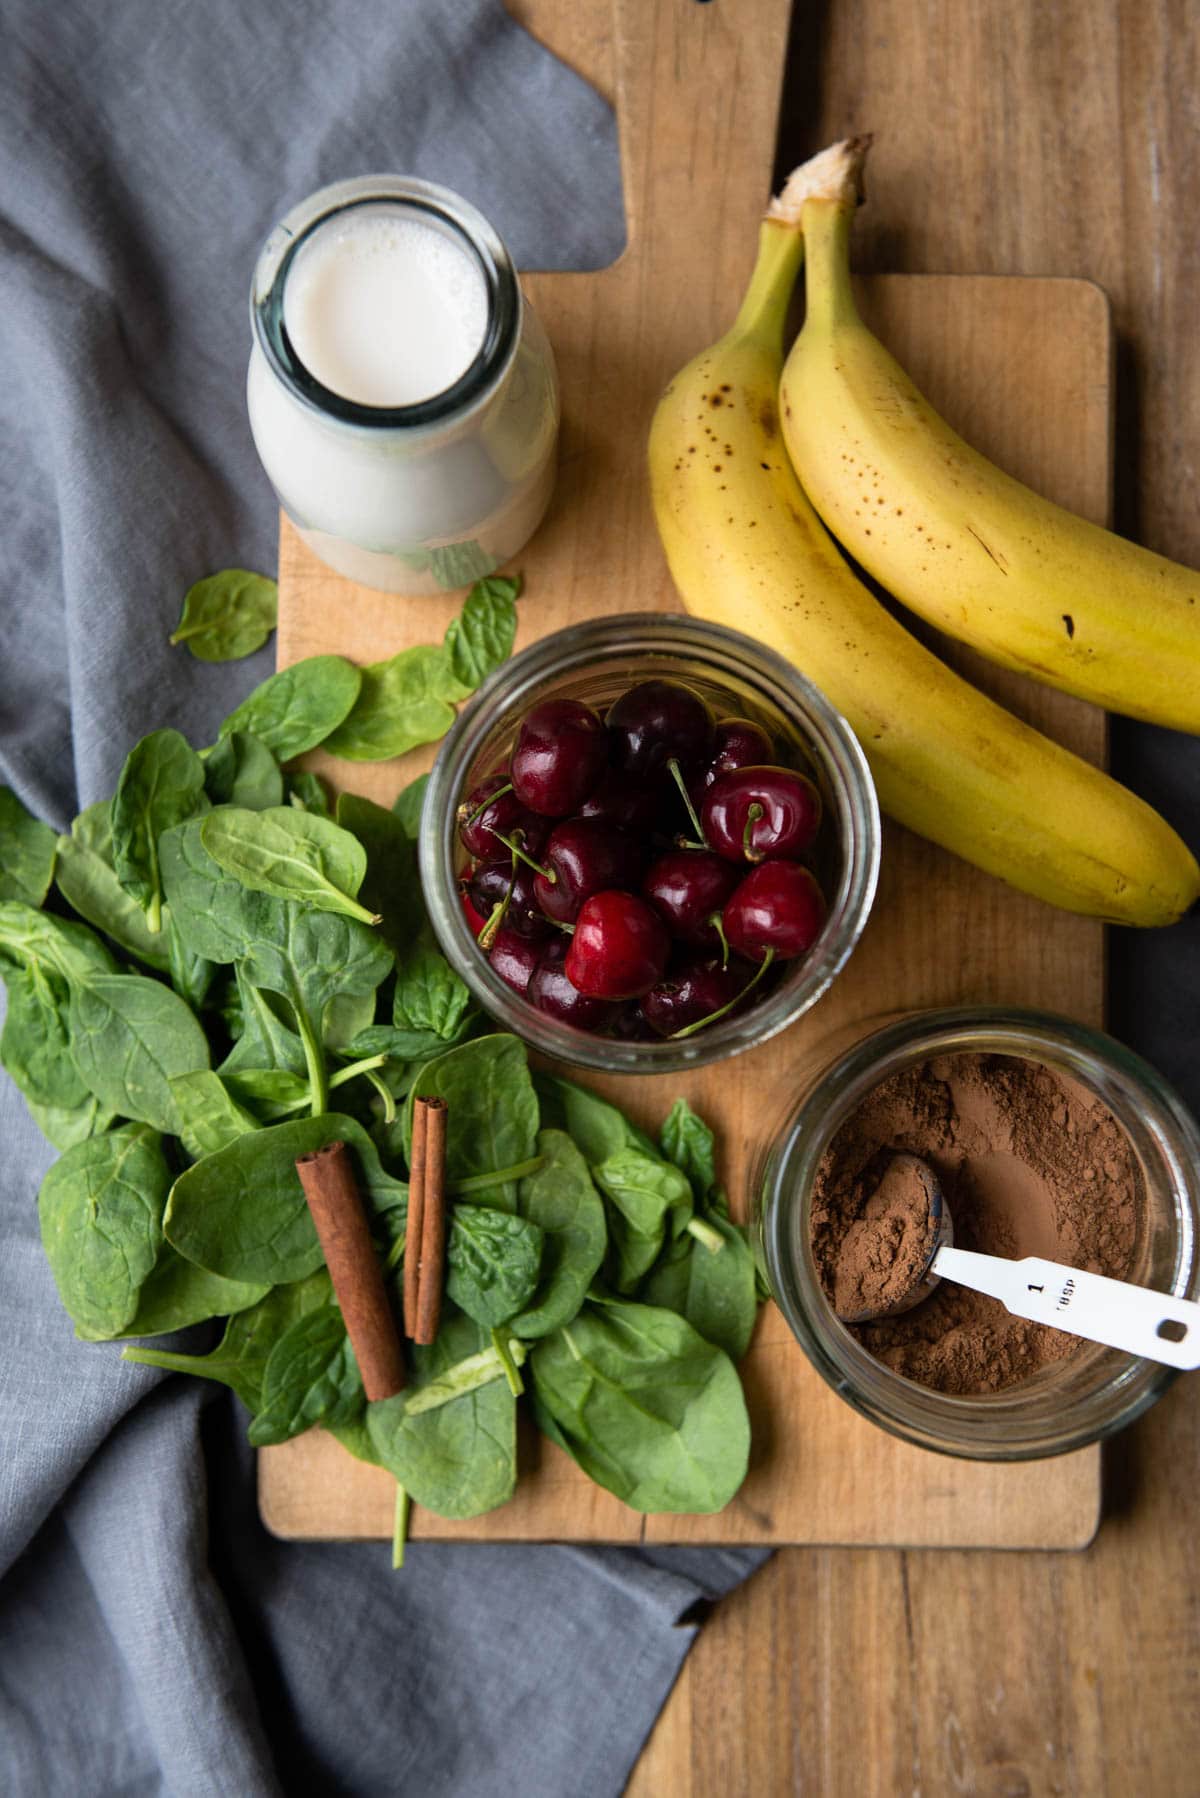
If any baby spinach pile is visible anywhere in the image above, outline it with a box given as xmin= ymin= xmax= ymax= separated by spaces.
xmin=0 ymin=569 xmax=760 ymax=1524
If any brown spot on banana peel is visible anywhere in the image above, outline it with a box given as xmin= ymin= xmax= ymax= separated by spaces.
xmin=966 ymin=525 xmax=1010 ymax=574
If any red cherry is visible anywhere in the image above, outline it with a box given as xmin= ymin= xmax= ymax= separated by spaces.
xmin=639 ymin=953 xmax=755 ymax=1038
xmin=723 ymin=861 xmax=827 ymax=961
xmin=697 ymin=718 xmax=775 ymax=793
xmin=528 ymin=937 xmax=620 ymax=1029
xmin=487 ymin=926 xmax=543 ymax=997
xmin=461 ymin=887 xmax=488 ymax=938
xmin=565 ymin=891 xmax=671 ymax=1000
xmin=578 ymin=771 xmax=669 ymax=837
xmin=457 ymin=771 xmax=548 ymax=860
xmin=701 ymin=765 xmax=822 ymax=864
xmin=605 ymin=679 xmax=714 ymax=778
xmin=467 ymin=857 xmax=555 ymax=942
xmin=533 ymin=819 xmax=647 ymax=924
xmin=511 ymin=699 xmax=608 ymax=817
xmin=642 ymin=849 xmax=741 ymax=947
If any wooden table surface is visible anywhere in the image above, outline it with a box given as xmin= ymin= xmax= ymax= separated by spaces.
xmin=505 ymin=2 xmax=1200 ymax=1792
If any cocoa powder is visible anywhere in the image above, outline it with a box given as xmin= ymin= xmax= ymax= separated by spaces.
xmin=810 ymin=1053 xmax=1139 ymax=1394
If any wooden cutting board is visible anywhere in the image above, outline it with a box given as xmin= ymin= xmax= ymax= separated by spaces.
xmin=260 ymin=0 xmax=1111 ymax=1548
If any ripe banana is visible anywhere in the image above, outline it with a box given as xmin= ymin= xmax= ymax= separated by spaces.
xmin=779 ymin=138 xmax=1200 ymax=732
xmin=647 ymin=150 xmax=1199 ymax=926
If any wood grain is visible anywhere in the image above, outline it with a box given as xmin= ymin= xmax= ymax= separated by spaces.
xmin=263 ymin=0 xmax=1112 ymax=1554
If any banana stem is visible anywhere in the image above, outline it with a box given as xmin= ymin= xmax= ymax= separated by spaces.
xmin=732 ymin=222 xmax=805 ymax=353
xmin=799 ymin=200 xmax=860 ymax=335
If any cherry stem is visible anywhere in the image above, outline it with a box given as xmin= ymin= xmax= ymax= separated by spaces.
xmin=478 ymin=845 xmax=520 ymax=950
xmin=670 ymin=948 xmax=776 ymax=1040
xmin=491 ymin=828 xmax=555 ymax=883
xmin=742 ymin=801 xmax=765 ymax=861
xmin=708 ymin=911 xmax=731 ymax=971
xmin=460 ymin=780 xmax=514 ymax=829
xmin=667 ymin=756 xmax=707 ymax=845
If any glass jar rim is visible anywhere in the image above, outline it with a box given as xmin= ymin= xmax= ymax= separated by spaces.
xmin=761 ymin=1004 xmax=1200 ymax=1459
xmin=249 ymin=174 xmax=521 ymax=433
xmin=418 ymin=612 xmax=882 ymax=1075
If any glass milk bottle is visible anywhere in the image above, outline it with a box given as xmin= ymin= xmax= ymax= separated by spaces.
xmin=247 ymin=176 xmax=559 ymax=595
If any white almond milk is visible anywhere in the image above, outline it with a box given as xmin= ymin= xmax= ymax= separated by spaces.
xmin=248 ymin=178 xmax=558 ymax=594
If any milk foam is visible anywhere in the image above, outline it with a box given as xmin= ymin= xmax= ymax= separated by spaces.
xmin=283 ymin=207 xmax=489 ymax=407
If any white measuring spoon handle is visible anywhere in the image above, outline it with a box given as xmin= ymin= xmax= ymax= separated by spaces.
xmin=931 ymin=1246 xmax=1200 ymax=1370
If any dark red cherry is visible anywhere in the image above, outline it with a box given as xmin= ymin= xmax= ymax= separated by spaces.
xmin=528 ymin=937 xmax=620 ymax=1030
xmin=610 ymin=1001 xmax=659 ymax=1042
xmin=488 ymin=926 xmax=542 ymax=997
xmin=605 ymin=679 xmax=714 ymax=778
xmin=697 ymin=718 xmax=775 ymax=792
xmin=456 ymin=772 xmax=548 ymax=859
xmin=723 ymin=861 xmax=827 ymax=961
xmin=565 ymin=890 xmax=671 ymax=1000
xmin=510 ymin=699 xmax=608 ymax=817
xmin=578 ymin=771 xmax=669 ymax=838
xmin=701 ymin=765 xmax=822 ymax=864
xmin=642 ymin=849 xmax=742 ymax=947
xmin=533 ymin=819 xmax=647 ymax=924
xmin=467 ymin=856 xmax=554 ymax=942
xmin=461 ymin=887 xmax=488 ymax=938
xmin=640 ymin=953 xmax=755 ymax=1038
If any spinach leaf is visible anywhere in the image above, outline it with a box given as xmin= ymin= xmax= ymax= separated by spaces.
xmin=335 ymin=792 xmax=426 ymax=955
xmin=169 ymin=569 xmax=278 ymax=662
xmin=165 ymin=914 xmax=216 ymax=1010
xmin=114 ymin=1247 xmax=269 ymax=1339
xmin=393 ymin=944 xmax=472 ymax=1043
xmin=592 ymin=1149 xmax=694 ymax=1292
xmin=366 ymin=1311 xmax=517 ymax=1518
xmin=217 ymin=968 xmax=307 ymax=1080
xmin=285 ymin=770 xmax=332 ymax=818
xmin=218 ymin=655 xmax=362 ymax=761
xmin=322 ymin=645 xmax=468 ymax=762
xmin=203 ymin=731 xmax=284 ymax=810
xmin=26 ymin=1090 xmax=116 ymax=1154
xmin=38 ymin=1124 xmax=170 ymax=1338
xmin=160 ymin=817 xmax=288 ymax=963
xmin=509 ymin=1130 xmax=607 ymax=1340
xmin=221 ymin=1067 xmax=311 ymax=1114
xmin=446 ymin=1204 xmax=543 ymax=1328
xmin=0 ymin=900 xmax=119 ymax=986
xmin=111 ymin=729 xmax=208 ymax=931
xmin=168 ymin=1069 xmax=259 ymax=1159
xmin=200 ymin=806 xmax=378 ymax=926
xmin=322 ymin=988 xmax=377 ymax=1053
xmin=442 ymin=575 xmax=520 ymax=688
xmin=56 ymin=803 xmax=172 ymax=971
xmin=124 ymin=1270 xmax=332 ymax=1410
xmin=392 ymin=772 xmax=429 ymax=839
xmin=407 ymin=1035 xmax=539 ymax=1211
xmin=238 ymin=909 xmax=393 ymax=1065
xmin=428 ymin=540 xmax=497 ymax=589
xmin=164 ymin=1112 xmax=404 ymax=1284
xmin=247 ymin=1303 xmax=364 ymax=1446
xmin=639 ymin=1194 xmax=759 ymax=1363
xmin=0 ymin=786 xmax=56 ymax=907
xmin=534 ymin=1073 xmax=660 ymax=1166
xmin=68 ymin=972 xmax=211 ymax=1135
xmin=660 ymin=1097 xmax=717 ymax=1199
xmin=0 ymin=958 xmax=93 ymax=1111
xmin=529 ymin=1297 xmax=750 ymax=1514
xmin=349 ymin=1022 xmax=473 ymax=1066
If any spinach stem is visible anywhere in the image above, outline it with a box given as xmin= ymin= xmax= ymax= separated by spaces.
xmin=392 ymin=1484 xmax=409 ymax=1571
xmin=491 ymin=1328 xmax=526 ymax=1397
xmin=269 ymin=1053 xmax=389 ymax=1120
xmin=363 ymin=1066 xmax=396 ymax=1125
xmin=451 ymin=1156 xmax=545 ymax=1195
xmin=686 ymin=1217 xmax=725 ymax=1255
xmin=291 ymin=988 xmax=328 ymax=1116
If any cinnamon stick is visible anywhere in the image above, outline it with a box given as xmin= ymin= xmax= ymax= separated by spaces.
xmin=295 ymin=1141 xmax=405 ymax=1400
xmin=403 ymin=1098 xmax=429 ymax=1337
xmin=413 ymin=1097 xmax=448 ymax=1346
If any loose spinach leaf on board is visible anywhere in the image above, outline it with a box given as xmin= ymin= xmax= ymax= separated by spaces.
xmin=111 ymin=729 xmax=209 ymax=931
xmin=168 ymin=1069 xmax=259 ymax=1159
xmin=508 ymin=1130 xmax=608 ymax=1341
xmin=660 ymin=1097 xmax=718 ymax=1199
xmin=68 ymin=972 xmax=211 ymax=1135
xmin=169 ymin=570 xmax=278 ymax=662
xmin=534 ymin=1073 xmax=660 ymax=1167
xmin=38 ymin=1124 xmax=171 ymax=1338
xmin=247 ymin=1303 xmax=364 ymax=1446
xmin=392 ymin=772 xmax=429 ymax=839
xmin=639 ymin=1193 xmax=759 ymax=1363
xmin=123 ymin=1270 xmax=332 ymax=1411
xmin=218 ymin=655 xmax=362 ymax=761
xmin=442 ymin=575 xmax=520 ymax=689
xmin=529 ymin=1296 xmax=750 ymax=1514
xmin=592 ymin=1149 xmax=695 ymax=1292
xmin=322 ymin=644 xmax=468 ymax=763
xmin=203 ymin=731 xmax=284 ymax=810
xmin=366 ymin=1311 xmax=517 ymax=1519
xmin=406 ymin=1035 xmax=539 ymax=1212
xmin=285 ymin=770 xmax=332 ymax=818
xmin=164 ymin=1112 xmax=404 ymax=1284
xmin=446 ymin=1204 xmax=543 ymax=1328
xmin=0 ymin=786 xmax=57 ymax=907
xmin=200 ymin=806 xmax=378 ymax=926
xmin=56 ymin=802 xmax=172 ymax=971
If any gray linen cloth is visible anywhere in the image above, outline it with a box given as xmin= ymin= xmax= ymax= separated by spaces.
xmin=0 ymin=3 xmax=767 ymax=1792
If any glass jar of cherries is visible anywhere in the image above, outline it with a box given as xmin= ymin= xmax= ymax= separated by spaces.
xmin=420 ymin=614 xmax=881 ymax=1073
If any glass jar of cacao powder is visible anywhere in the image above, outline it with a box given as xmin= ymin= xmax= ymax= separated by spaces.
xmin=753 ymin=1007 xmax=1200 ymax=1460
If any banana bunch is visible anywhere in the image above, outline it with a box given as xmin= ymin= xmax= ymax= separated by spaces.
xmin=647 ymin=143 xmax=1199 ymax=925
xmin=779 ymin=138 xmax=1200 ymax=732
